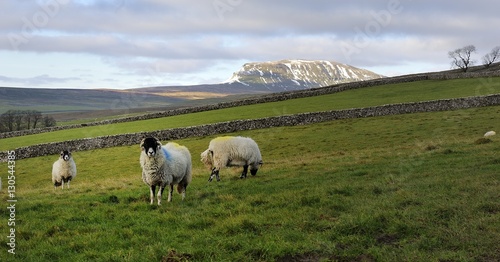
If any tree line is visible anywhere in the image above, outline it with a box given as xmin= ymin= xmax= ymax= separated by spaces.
xmin=0 ymin=110 xmax=57 ymax=133
xmin=448 ymin=45 xmax=500 ymax=72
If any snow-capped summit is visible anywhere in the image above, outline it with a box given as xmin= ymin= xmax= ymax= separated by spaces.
xmin=224 ymin=59 xmax=384 ymax=91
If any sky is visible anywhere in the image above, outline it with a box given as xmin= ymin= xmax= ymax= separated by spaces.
xmin=1 ymin=0 xmax=499 ymax=89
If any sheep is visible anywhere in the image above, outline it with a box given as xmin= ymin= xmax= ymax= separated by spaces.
xmin=201 ymin=136 xmax=263 ymax=182
xmin=52 ymin=150 xmax=77 ymax=189
xmin=484 ymin=131 xmax=496 ymax=137
xmin=140 ymin=137 xmax=192 ymax=205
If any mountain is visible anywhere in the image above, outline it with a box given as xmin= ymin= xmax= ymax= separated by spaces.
xmin=134 ymin=60 xmax=385 ymax=96
xmin=223 ymin=59 xmax=385 ymax=92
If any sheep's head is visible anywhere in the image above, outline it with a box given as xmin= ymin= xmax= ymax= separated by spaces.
xmin=200 ymin=149 xmax=213 ymax=169
xmin=60 ymin=150 xmax=72 ymax=161
xmin=141 ymin=137 xmax=162 ymax=157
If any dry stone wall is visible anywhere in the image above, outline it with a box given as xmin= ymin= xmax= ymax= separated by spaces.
xmin=1 ymin=93 xmax=499 ymax=162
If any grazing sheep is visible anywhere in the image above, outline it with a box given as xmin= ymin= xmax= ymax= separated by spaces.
xmin=52 ymin=150 xmax=77 ymax=189
xmin=484 ymin=131 xmax=496 ymax=137
xmin=140 ymin=137 xmax=192 ymax=205
xmin=201 ymin=136 xmax=263 ymax=182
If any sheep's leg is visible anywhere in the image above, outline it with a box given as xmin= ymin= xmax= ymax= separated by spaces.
xmin=240 ymin=165 xmax=248 ymax=179
xmin=208 ymin=168 xmax=220 ymax=182
xmin=176 ymin=183 xmax=187 ymax=201
xmin=215 ymin=170 xmax=220 ymax=181
xmin=208 ymin=168 xmax=215 ymax=182
xmin=54 ymin=180 xmax=61 ymax=189
xmin=157 ymin=186 xmax=165 ymax=206
xmin=149 ymin=186 xmax=156 ymax=205
xmin=181 ymin=186 xmax=186 ymax=201
xmin=67 ymin=180 xmax=70 ymax=189
xmin=167 ymin=184 xmax=174 ymax=202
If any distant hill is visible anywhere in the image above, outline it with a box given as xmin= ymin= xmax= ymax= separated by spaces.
xmin=0 ymin=87 xmax=185 ymax=114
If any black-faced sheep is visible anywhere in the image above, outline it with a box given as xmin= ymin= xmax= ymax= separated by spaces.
xmin=140 ymin=137 xmax=192 ymax=205
xmin=52 ymin=150 xmax=77 ymax=189
xmin=201 ymin=136 xmax=263 ymax=182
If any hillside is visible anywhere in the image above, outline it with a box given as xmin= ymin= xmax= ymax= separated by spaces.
xmin=0 ymin=87 xmax=185 ymax=114
xmin=1 ymin=75 xmax=500 ymax=152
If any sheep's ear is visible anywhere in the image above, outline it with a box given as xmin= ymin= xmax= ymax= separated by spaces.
xmin=156 ymin=141 xmax=162 ymax=150
xmin=140 ymin=138 xmax=145 ymax=149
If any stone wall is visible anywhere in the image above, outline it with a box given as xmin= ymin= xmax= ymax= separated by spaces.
xmin=2 ymin=71 xmax=499 ymax=139
xmin=1 ymin=93 xmax=499 ymax=162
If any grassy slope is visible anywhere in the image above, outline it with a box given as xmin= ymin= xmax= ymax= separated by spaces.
xmin=1 ymin=77 xmax=500 ymax=151
xmin=1 ymin=105 xmax=499 ymax=261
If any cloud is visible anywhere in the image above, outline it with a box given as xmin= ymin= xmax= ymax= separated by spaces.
xmin=0 ymin=0 xmax=499 ymax=87
xmin=0 ymin=74 xmax=81 ymax=86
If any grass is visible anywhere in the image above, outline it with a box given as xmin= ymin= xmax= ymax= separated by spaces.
xmin=1 ymin=105 xmax=499 ymax=261
xmin=1 ymin=77 xmax=500 ymax=151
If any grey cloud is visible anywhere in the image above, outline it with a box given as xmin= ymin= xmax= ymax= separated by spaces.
xmin=1 ymin=0 xmax=499 ymax=84
xmin=0 ymin=74 xmax=81 ymax=86
xmin=105 ymin=57 xmax=215 ymax=75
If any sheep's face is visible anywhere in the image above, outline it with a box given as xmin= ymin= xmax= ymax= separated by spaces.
xmin=141 ymin=137 xmax=162 ymax=158
xmin=60 ymin=150 xmax=71 ymax=161
xmin=200 ymin=149 xmax=213 ymax=168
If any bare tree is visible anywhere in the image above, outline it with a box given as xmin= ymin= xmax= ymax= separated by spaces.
xmin=0 ymin=120 xmax=6 ymax=133
xmin=482 ymin=46 xmax=500 ymax=68
xmin=25 ymin=110 xmax=34 ymax=129
xmin=0 ymin=110 xmax=46 ymax=132
xmin=43 ymin=115 xmax=57 ymax=127
xmin=32 ymin=110 xmax=43 ymax=129
xmin=13 ymin=110 xmax=25 ymax=131
xmin=448 ymin=45 xmax=476 ymax=72
xmin=0 ymin=110 xmax=16 ymax=132
xmin=24 ymin=110 xmax=43 ymax=129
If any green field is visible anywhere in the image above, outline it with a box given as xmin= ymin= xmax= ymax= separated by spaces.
xmin=0 ymin=77 xmax=499 ymax=261
xmin=1 ymin=77 xmax=500 ymax=151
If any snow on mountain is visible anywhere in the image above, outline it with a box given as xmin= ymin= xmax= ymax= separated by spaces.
xmin=224 ymin=59 xmax=385 ymax=91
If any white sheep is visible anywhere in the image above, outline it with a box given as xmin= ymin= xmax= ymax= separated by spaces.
xmin=484 ymin=131 xmax=496 ymax=137
xmin=140 ymin=137 xmax=192 ymax=205
xmin=201 ymin=136 xmax=263 ymax=182
xmin=52 ymin=150 xmax=77 ymax=189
